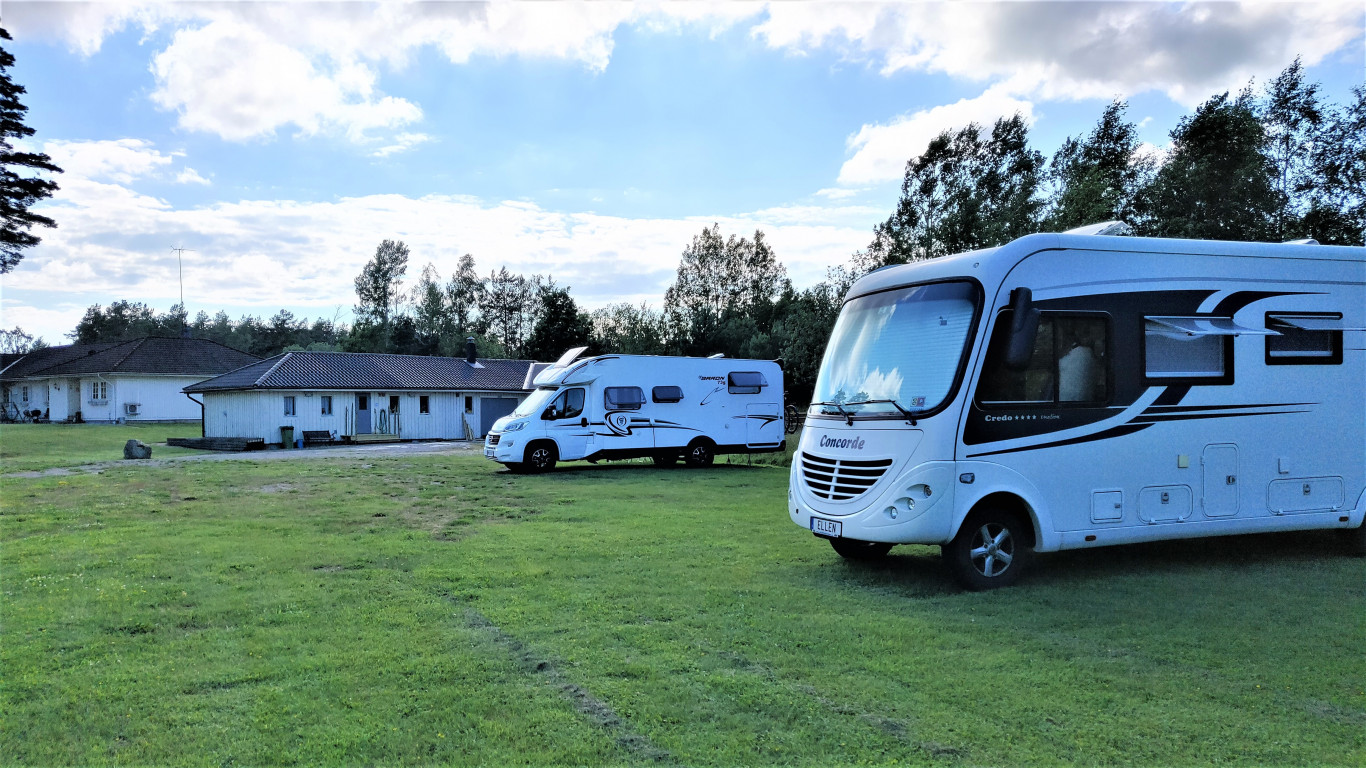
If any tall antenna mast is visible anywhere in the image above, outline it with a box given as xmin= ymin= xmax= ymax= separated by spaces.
xmin=171 ymin=247 xmax=195 ymax=334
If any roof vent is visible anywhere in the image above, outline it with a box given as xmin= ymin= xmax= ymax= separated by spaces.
xmin=1283 ymin=238 xmax=1319 ymax=245
xmin=1064 ymin=221 xmax=1133 ymax=237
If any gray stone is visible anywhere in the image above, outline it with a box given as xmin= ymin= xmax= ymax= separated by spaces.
xmin=123 ymin=439 xmax=152 ymax=460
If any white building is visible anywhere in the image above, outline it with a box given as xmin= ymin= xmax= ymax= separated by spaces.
xmin=1 ymin=337 xmax=261 ymax=423
xmin=184 ymin=349 xmax=536 ymax=444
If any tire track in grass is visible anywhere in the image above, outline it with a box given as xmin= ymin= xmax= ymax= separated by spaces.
xmin=455 ymin=600 xmax=677 ymax=765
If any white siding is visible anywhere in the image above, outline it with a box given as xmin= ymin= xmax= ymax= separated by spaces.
xmin=203 ymin=389 xmax=520 ymax=443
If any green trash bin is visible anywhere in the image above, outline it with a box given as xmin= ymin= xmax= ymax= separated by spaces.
xmin=280 ymin=425 xmax=294 ymax=448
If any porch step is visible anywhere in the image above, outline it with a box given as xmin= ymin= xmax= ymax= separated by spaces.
xmin=351 ymin=433 xmax=402 ymax=444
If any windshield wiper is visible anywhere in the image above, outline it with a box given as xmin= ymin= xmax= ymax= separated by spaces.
xmin=843 ymin=399 xmax=924 ymax=426
xmin=811 ymin=400 xmax=854 ymax=426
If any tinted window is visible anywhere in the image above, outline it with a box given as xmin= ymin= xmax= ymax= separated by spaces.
xmin=728 ymin=371 xmax=767 ymax=394
xmin=979 ymin=313 xmax=1110 ymax=406
xmin=1144 ymin=321 xmax=1230 ymax=383
xmin=652 ymin=385 xmax=684 ymax=403
xmin=1265 ymin=313 xmax=1343 ymax=365
xmin=604 ymin=386 xmax=644 ymax=410
xmin=547 ymin=388 xmax=586 ymax=419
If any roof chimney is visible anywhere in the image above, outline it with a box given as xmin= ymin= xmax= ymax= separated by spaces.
xmin=465 ymin=337 xmax=477 ymax=364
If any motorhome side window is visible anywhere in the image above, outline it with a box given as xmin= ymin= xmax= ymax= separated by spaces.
xmin=728 ymin=371 xmax=767 ymax=394
xmin=978 ymin=313 xmax=1110 ymax=406
xmin=546 ymin=388 xmax=585 ymax=419
xmin=604 ymin=386 xmax=644 ymax=410
xmin=1264 ymin=312 xmax=1344 ymax=365
xmin=1143 ymin=317 xmax=1235 ymax=384
xmin=652 ymin=386 xmax=684 ymax=403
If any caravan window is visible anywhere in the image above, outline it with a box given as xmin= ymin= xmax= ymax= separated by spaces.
xmin=652 ymin=386 xmax=684 ymax=403
xmin=978 ymin=313 xmax=1110 ymax=406
xmin=1143 ymin=317 xmax=1235 ymax=383
xmin=728 ymin=372 xmax=767 ymax=394
xmin=1265 ymin=313 xmax=1343 ymax=365
xmin=604 ymin=386 xmax=644 ymax=410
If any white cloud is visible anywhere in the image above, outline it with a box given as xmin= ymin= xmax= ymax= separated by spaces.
xmin=372 ymin=133 xmax=433 ymax=159
xmin=44 ymin=139 xmax=174 ymax=184
xmin=176 ymin=167 xmax=211 ymax=185
xmin=149 ymin=19 xmax=422 ymax=142
xmin=838 ymin=87 xmax=1036 ymax=186
xmin=755 ymin=2 xmax=1364 ymax=106
xmin=6 ymin=141 xmax=878 ymax=341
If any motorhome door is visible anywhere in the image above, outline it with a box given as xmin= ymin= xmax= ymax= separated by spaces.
xmin=544 ymin=387 xmax=591 ymax=460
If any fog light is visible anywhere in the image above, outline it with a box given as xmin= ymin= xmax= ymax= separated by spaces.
xmin=886 ymin=506 xmax=898 ymax=520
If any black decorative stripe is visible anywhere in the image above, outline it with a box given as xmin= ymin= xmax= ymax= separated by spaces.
xmin=1151 ymin=385 xmax=1190 ymax=407
xmin=965 ymin=423 xmax=1152 ymax=458
xmin=1210 ymin=290 xmax=1309 ymax=316
xmin=1132 ymin=410 xmax=1309 ymax=423
xmin=1141 ymin=402 xmax=1314 ymax=415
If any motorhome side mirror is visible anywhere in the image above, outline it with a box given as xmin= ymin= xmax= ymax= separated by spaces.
xmin=542 ymin=406 xmax=557 ymax=420
xmin=580 ymin=417 xmax=588 ymax=428
xmin=1004 ymin=287 xmax=1040 ymax=371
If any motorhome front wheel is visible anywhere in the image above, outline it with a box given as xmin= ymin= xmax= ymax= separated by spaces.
xmin=945 ymin=508 xmax=1033 ymax=590
xmin=525 ymin=443 xmax=558 ymax=473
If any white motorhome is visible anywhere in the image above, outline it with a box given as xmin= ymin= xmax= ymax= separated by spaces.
xmin=485 ymin=349 xmax=784 ymax=472
xmin=790 ymin=224 xmax=1366 ymax=589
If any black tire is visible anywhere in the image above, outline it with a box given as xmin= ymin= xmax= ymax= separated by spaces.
xmin=944 ymin=508 xmax=1032 ymax=590
xmin=524 ymin=443 xmax=558 ymax=474
xmin=829 ymin=537 xmax=893 ymax=560
xmin=652 ymin=452 xmax=678 ymax=467
xmin=684 ymin=440 xmax=714 ymax=468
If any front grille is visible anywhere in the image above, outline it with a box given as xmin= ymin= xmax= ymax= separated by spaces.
xmin=800 ymin=452 xmax=894 ymax=501
xmin=486 ymin=433 xmax=500 ymax=447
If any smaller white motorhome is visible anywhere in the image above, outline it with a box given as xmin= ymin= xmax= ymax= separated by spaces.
xmin=484 ymin=349 xmax=785 ymax=472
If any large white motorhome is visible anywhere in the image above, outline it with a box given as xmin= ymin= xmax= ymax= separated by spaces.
xmin=790 ymin=224 xmax=1366 ymax=589
xmin=485 ymin=349 xmax=784 ymax=472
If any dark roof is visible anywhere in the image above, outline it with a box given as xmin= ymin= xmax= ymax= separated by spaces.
xmin=0 ymin=338 xmax=260 ymax=382
xmin=184 ymin=351 xmax=536 ymax=393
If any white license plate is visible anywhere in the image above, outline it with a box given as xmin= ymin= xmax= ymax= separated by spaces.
xmin=810 ymin=517 xmax=842 ymax=537
xmin=484 ymin=447 xmax=495 ymax=458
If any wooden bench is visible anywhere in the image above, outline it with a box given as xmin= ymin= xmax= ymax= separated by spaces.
xmin=301 ymin=430 xmax=334 ymax=446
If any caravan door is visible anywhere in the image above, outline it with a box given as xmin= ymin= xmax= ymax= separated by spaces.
xmin=745 ymin=402 xmax=783 ymax=448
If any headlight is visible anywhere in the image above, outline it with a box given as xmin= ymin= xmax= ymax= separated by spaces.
xmin=503 ymin=420 xmax=528 ymax=432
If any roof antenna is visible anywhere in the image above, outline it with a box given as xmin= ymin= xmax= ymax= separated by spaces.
xmin=172 ymin=247 xmax=195 ymax=337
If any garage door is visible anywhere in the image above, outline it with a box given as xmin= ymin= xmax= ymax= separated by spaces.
xmin=480 ymin=397 xmax=519 ymax=437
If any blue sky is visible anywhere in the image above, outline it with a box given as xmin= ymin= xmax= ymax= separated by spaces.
xmin=2 ymin=1 xmax=1363 ymax=344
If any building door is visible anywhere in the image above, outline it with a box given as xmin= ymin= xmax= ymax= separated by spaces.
xmin=480 ymin=397 xmax=518 ymax=437
xmin=356 ymin=393 xmax=371 ymax=434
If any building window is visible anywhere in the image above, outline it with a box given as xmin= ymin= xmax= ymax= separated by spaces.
xmin=21 ymin=386 xmax=29 ymax=402
xmin=419 ymin=395 xmax=430 ymax=414
xmin=284 ymin=396 xmax=296 ymax=416
xmin=652 ymin=385 xmax=684 ymax=403
xmin=321 ymin=395 xmax=333 ymax=415
xmin=90 ymin=381 xmax=108 ymax=402
xmin=465 ymin=396 xmax=473 ymax=413
xmin=604 ymin=386 xmax=644 ymax=410
xmin=978 ymin=313 xmax=1110 ymax=406
xmin=1265 ymin=313 xmax=1344 ymax=365
xmin=389 ymin=395 xmax=400 ymax=413
xmin=728 ymin=371 xmax=767 ymax=394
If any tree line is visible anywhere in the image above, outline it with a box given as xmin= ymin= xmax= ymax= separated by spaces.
xmin=36 ymin=60 xmax=1366 ymax=406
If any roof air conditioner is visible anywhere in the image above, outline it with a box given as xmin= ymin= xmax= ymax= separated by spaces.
xmin=125 ymin=403 xmax=141 ymax=416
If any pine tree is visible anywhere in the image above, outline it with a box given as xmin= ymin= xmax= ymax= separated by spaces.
xmin=0 ymin=27 xmax=62 ymax=273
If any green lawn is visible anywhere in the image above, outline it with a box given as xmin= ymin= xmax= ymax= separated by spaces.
xmin=0 ymin=423 xmax=205 ymax=473
xmin=2 ymin=446 xmax=1363 ymax=766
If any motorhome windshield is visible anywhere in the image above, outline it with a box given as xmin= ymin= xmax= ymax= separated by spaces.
xmin=511 ymin=387 xmax=557 ymax=418
xmin=811 ymin=280 xmax=981 ymax=419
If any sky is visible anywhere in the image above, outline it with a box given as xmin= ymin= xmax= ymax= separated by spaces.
xmin=1 ymin=1 xmax=1363 ymax=345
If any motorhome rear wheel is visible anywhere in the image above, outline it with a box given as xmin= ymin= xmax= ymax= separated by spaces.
xmin=829 ymin=538 xmax=893 ymax=560
xmin=685 ymin=439 xmax=714 ymax=468
xmin=945 ymin=508 xmax=1033 ymax=590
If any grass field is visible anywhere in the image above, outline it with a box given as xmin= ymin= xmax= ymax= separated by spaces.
xmin=2 ymin=431 xmax=1363 ymax=766
xmin=0 ymin=423 xmax=205 ymax=473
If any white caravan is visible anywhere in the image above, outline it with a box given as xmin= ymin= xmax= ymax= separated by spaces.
xmin=485 ymin=349 xmax=784 ymax=472
xmin=790 ymin=224 xmax=1366 ymax=589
